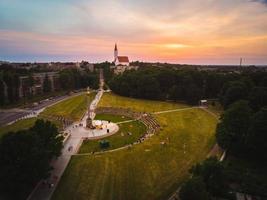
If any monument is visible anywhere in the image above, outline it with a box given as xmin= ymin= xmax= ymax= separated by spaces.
xmin=86 ymin=115 xmax=94 ymax=129
xmin=86 ymin=86 xmax=90 ymax=95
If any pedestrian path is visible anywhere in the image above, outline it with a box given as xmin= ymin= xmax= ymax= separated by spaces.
xmin=153 ymin=107 xmax=196 ymax=115
xmin=27 ymin=93 xmax=104 ymax=199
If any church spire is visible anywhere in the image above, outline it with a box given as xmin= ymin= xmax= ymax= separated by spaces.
xmin=114 ymin=43 xmax=118 ymax=62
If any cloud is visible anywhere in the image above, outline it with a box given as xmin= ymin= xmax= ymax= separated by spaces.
xmin=0 ymin=0 xmax=267 ymax=64
xmin=253 ymin=0 xmax=267 ymax=4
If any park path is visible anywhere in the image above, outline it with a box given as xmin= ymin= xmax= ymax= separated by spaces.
xmin=27 ymin=75 xmax=105 ymax=200
xmin=153 ymin=107 xmax=197 ymax=114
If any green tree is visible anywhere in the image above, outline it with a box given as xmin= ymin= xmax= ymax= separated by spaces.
xmin=247 ymin=108 xmax=267 ymax=161
xmin=0 ymin=119 xmax=63 ymax=199
xmin=248 ymin=87 xmax=267 ymax=112
xmin=0 ymin=79 xmax=5 ymax=105
xmin=43 ymin=74 xmax=51 ymax=93
xmin=222 ymin=81 xmax=248 ymax=108
xmin=190 ymin=157 xmax=228 ymax=197
xmin=28 ymin=73 xmax=35 ymax=97
xmin=216 ymin=100 xmax=252 ymax=153
xmin=179 ymin=177 xmax=209 ymax=200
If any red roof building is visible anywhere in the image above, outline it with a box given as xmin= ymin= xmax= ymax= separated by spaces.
xmin=114 ymin=44 xmax=130 ymax=66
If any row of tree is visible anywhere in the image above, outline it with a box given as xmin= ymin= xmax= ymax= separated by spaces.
xmin=216 ymin=100 xmax=267 ymax=161
xmin=179 ymin=102 xmax=267 ymax=199
xmin=109 ymin=67 xmax=267 ymax=105
xmin=179 ymin=157 xmax=231 ymax=200
xmin=0 ymin=119 xmax=63 ymax=199
xmin=0 ymin=66 xmax=99 ymax=106
xmin=0 ymin=70 xmax=20 ymax=105
xmin=58 ymin=68 xmax=99 ymax=91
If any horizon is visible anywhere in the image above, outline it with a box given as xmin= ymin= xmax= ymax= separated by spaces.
xmin=1 ymin=0 xmax=267 ymax=65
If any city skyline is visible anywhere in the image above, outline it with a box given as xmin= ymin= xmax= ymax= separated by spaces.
xmin=1 ymin=0 xmax=267 ymax=65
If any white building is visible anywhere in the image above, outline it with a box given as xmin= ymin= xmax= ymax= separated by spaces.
xmin=114 ymin=44 xmax=130 ymax=66
xmin=111 ymin=44 xmax=138 ymax=74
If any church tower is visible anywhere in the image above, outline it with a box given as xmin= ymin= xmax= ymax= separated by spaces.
xmin=114 ymin=43 xmax=118 ymax=62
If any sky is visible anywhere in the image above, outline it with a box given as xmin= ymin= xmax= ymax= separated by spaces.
xmin=0 ymin=0 xmax=267 ymax=65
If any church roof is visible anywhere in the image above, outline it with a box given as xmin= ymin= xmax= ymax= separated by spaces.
xmin=117 ymin=56 xmax=129 ymax=62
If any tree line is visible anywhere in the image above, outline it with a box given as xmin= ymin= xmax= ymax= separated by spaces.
xmin=58 ymin=68 xmax=99 ymax=91
xmin=178 ymin=69 xmax=267 ymax=199
xmin=0 ymin=66 xmax=99 ymax=106
xmin=109 ymin=67 xmax=267 ymax=106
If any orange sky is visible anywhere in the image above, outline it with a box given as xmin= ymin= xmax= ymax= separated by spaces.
xmin=1 ymin=0 xmax=267 ymax=64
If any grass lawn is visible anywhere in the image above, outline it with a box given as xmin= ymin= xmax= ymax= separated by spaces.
xmin=79 ymin=114 xmax=146 ymax=153
xmin=0 ymin=117 xmax=37 ymax=139
xmin=0 ymin=93 xmax=95 ymax=138
xmin=40 ymin=92 xmax=96 ymax=121
xmin=52 ymin=94 xmax=217 ymax=200
xmin=95 ymin=113 xmax=131 ymax=123
xmin=99 ymin=93 xmax=189 ymax=113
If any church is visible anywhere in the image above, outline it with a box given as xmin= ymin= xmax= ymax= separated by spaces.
xmin=114 ymin=44 xmax=130 ymax=66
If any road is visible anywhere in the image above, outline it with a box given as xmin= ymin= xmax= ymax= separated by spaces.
xmin=27 ymin=70 xmax=105 ymax=200
xmin=0 ymin=92 xmax=84 ymax=126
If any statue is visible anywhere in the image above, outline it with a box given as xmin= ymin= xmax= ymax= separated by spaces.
xmin=86 ymin=86 xmax=90 ymax=95
xmin=86 ymin=108 xmax=95 ymax=129
xmin=86 ymin=116 xmax=94 ymax=129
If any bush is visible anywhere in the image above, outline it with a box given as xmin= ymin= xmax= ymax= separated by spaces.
xmin=99 ymin=140 xmax=110 ymax=149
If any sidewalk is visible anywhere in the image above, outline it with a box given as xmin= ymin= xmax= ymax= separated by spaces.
xmin=27 ymin=90 xmax=103 ymax=200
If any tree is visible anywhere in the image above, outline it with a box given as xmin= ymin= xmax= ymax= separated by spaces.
xmin=222 ymin=81 xmax=248 ymax=108
xmin=247 ymin=108 xmax=267 ymax=161
xmin=30 ymin=119 xmax=63 ymax=158
xmin=248 ymin=87 xmax=267 ymax=112
xmin=184 ymin=83 xmax=202 ymax=105
xmin=0 ymin=79 xmax=5 ymax=105
xmin=43 ymin=74 xmax=51 ymax=93
xmin=0 ymin=119 xmax=63 ymax=199
xmin=179 ymin=177 xmax=209 ymax=200
xmin=190 ymin=157 xmax=228 ymax=197
xmin=216 ymin=100 xmax=252 ymax=153
xmin=28 ymin=73 xmax=35 ymax=97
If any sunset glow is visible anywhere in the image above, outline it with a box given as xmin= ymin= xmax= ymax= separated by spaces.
xmin=1 ymin=0 xmax=267 ymax=64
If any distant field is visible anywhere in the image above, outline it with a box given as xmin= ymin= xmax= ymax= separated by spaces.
xmin=52 ymin=93 xmax=217 ymax=200
xmin=0 ymin=117 xmax=37 ymax=138
xmin=99 ymin=93 xmax=188 ymax=113
xmin=41 ymin=92 xmax=95 ymax=121
xmin=79 ymin=114 xmax=146 ymax=153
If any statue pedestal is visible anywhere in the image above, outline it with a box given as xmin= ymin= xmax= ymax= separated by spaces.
xmin=86 ymin=117 xmax=95 ymax=129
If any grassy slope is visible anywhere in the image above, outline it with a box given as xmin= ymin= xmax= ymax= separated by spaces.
xmin=99 ymin=93 xmax=188 ymax=113
xmin=0 ymin=93 xmax=95 ymax=138
xmin=79 ymin=114 xmax=146 ymax=153
xmin=41 ymin=92 xmax=95 ymax=121
xmin=52 ymin=93 xmax=217 ymax=200
xmin=0 ymin=118 xmax=37 ymax=139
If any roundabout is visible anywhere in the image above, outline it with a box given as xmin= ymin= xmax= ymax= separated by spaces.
xmin=65 ymin=119 xmax=119 ymax=139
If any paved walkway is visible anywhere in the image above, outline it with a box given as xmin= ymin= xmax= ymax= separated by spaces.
xmin=27 ymin=89 xmax=106 ymax=200
xmin=153 ymin=107 xmax=197 ymax=115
